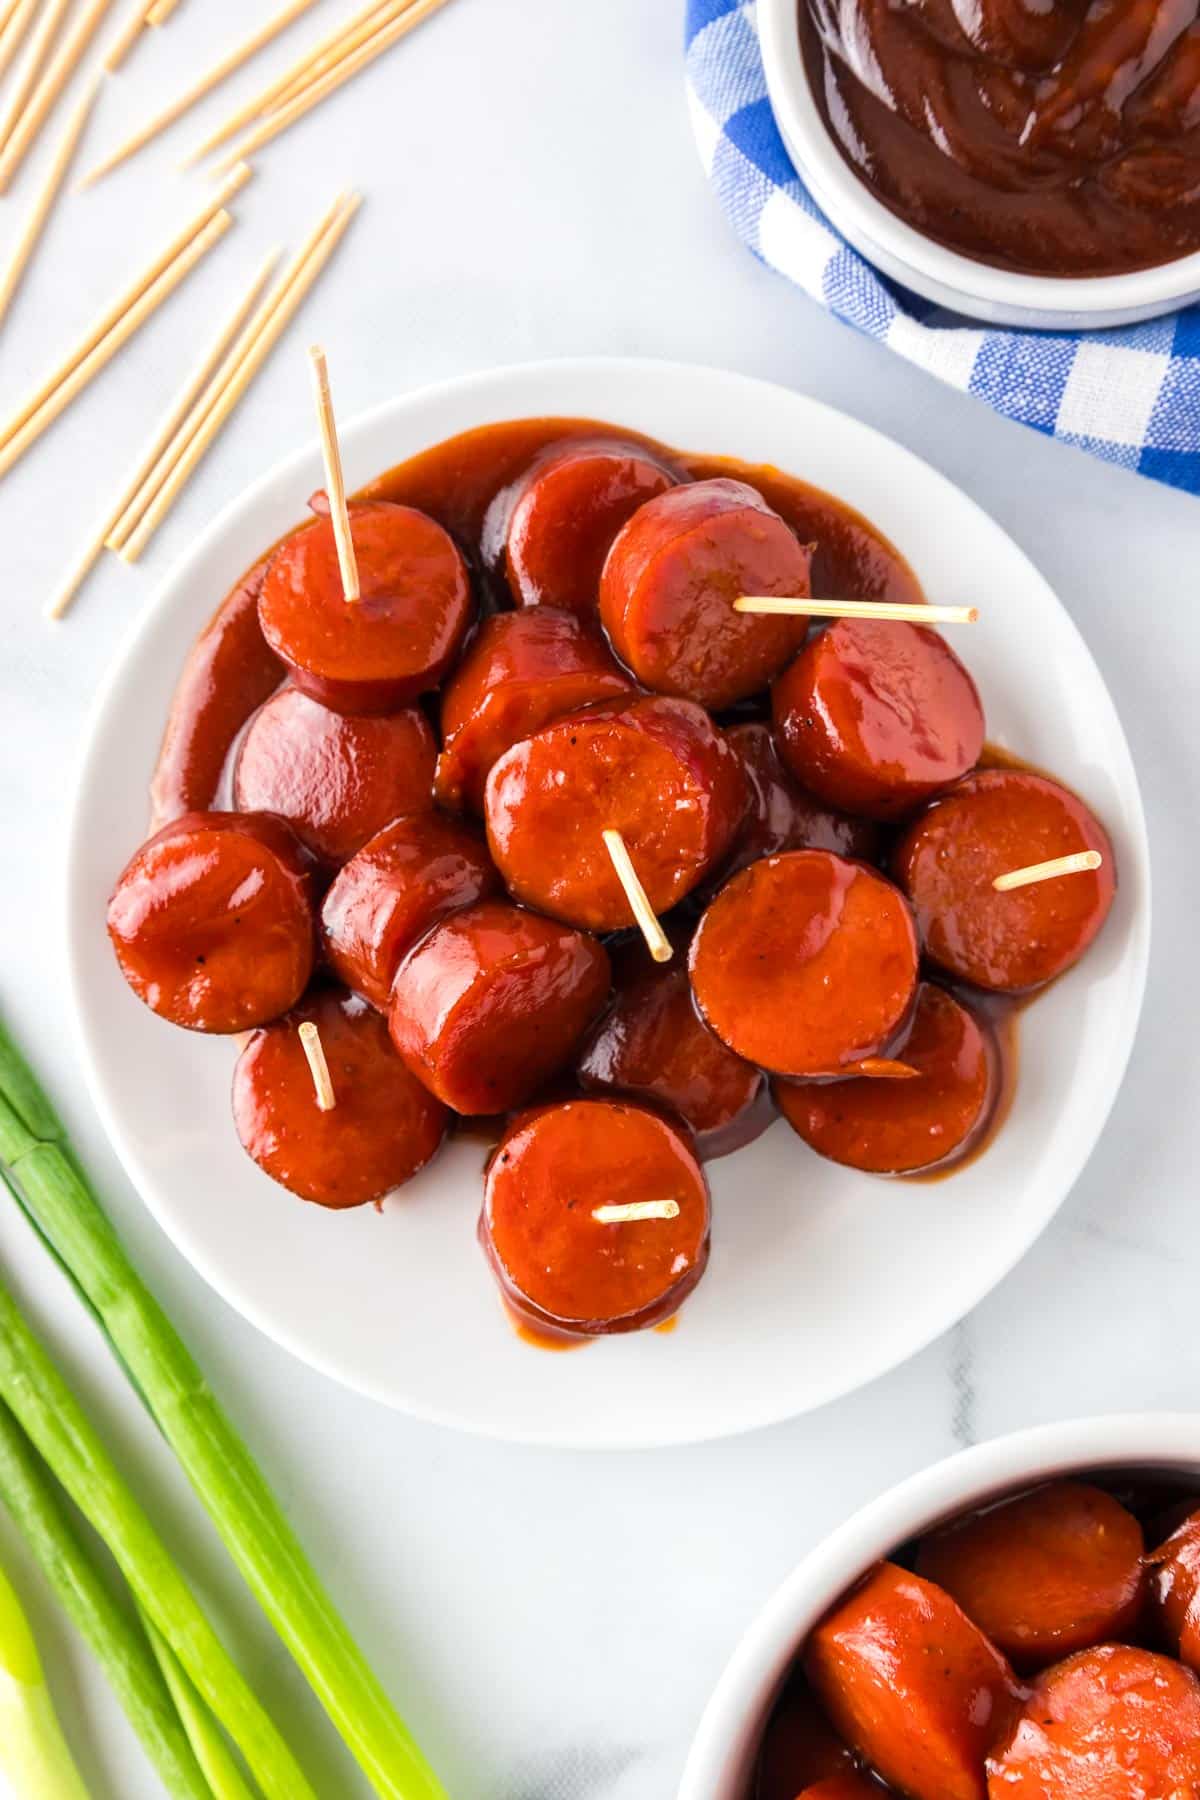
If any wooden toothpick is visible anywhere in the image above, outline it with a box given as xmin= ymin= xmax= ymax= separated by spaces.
xmin=734 ymin=597 xmax=979 ymax=625
xmin=993 ymin=850 xmax=1102 ymax=893
xmin=298 ymin=1021 xmax=336 ymax=1111
xmin=308 ymin=343 xmax=359 ymax=602
xmin=601 ymin=829 xmax=672 ymax=964
xmin=592 ymin=1201 xmax=680 ymax=1224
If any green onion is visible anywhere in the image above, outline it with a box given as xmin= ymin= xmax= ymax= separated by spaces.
xmin=142 ymin=1614 xmax=258 ymax=1800
xmin=0 ymin=1264 xmax=316 ymax=1800
xmin=0 ymin=1548 xmax=88 ymax=1798
xmin=0 ymin=1400 xmax=214 ymax=1799
xmin=0 ymin=1016 xmax=447 ymax=1800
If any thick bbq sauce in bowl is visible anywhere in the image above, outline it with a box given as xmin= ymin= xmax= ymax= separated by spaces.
xmin=798 ymin=0 xmax=1200 ymax=277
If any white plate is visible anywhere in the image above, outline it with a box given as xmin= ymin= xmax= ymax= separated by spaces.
xmin=66 ymin=359 xmax=1150 ymax=1448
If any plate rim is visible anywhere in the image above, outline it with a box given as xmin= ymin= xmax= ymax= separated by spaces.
xmin=64 ymin=355 xmax=1153 ymax=1448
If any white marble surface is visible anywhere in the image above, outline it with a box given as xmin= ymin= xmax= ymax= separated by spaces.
xmin=0 ymin=0 xmax=1196 ymax=1793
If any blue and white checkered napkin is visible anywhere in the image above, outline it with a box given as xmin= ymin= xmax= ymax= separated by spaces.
xmin=685 ymin=0 xmax=1200 ymax=495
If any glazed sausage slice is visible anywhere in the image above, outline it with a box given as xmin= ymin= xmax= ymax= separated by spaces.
xmin=755 ymin=1680 xmax=856 ymax=1800
xmin=435 ymin=608 xmax=634 ymax=814
xmin=232 ymin=987 xmax=447 ymax=1206
xmin=388 ymin=900 xmax=610 ymax=1113
xmin=796 ymin=1779 xmax=881 ymax=1800
xmin=480 ymin=1098 xmax=709 ymax=1337
xmin=257 ymin=499 xmax=473 ymax=715
xmin=599 ymin=479 xmax=812 ymax=709
xmin=916 ymin=1480 xmax=1145 ymax=1669
xmin=107 ymin=811 xmax=313 ymax=1033
xmin=577 ymin=940 xmax=768 ymax=1159
xmin=502 ymin=441 xmax=676 ymax=616
xmin=986 ymin=1645 xmax=1200 ymax=1799
xmin=320 ymin=814 xmax=499 ymax=1009
xmin=723 ymin=721 xmax=882 ymax=879
xmin=485 ymin=696 xmax=747 ymax=932
xmin=690 ymin=852 xmax=918 ymax=1077
xmin=806 ymin=1561 xmax=1020 ymax=1800
xmin=150 ymin=558 xmax=281 ymax=829
xmin=1148 ymin=1507 xmax=1200 ymax=1672
xmin=893 ymin=770 xmax=1116 ymax=991
xmin=774 ymin=983 xmax=997 ymax=1176
xmin=773 ymin=619 xmax=984 ymax=820
xmin=233 ymin=686 xmax=436 ymax=865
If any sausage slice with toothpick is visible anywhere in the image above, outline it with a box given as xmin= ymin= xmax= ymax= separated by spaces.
xmin=233 ymin=986 xmax=447 ymax=1206
xmin=480 ymin=1098 xmax=710 ymax=1338
xmin=484 ymin=694 xmax=747 ymax=933
xmin=258 ymin=498 xmax=473 ymax=715
xmin=893 ymin=770 xmax=1115 ymax=991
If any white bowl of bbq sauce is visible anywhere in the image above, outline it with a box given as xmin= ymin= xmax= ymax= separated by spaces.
xmin=678 ymin=1413 xmax=1200 ymax=1799
xmin=757 ymin=0 xmax=1200 ymax=330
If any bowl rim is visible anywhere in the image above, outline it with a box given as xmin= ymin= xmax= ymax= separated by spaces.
xmin=756 ymin=0 xmax=1200 ymax=324
xmin=678 ymin=1411 xmax=1200 ymax=1798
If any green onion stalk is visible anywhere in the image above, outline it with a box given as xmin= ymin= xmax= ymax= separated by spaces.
xmin=0 ymin=1269 xmax=315 ymax=1800
xmin=0 ymin=1399 xmax=214 ymax=1799
xmin=0 ymin=1016 xmax=448 ymax=1800
xmin=0 ymin=1548 xmax=88 ymax=1798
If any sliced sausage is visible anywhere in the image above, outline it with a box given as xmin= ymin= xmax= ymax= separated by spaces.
xmin=232 ymin=987 xmax=447 ymax=1206
xmin=485 ymin=695 xmax=747 ymax=932
xmin=502 ymin=441 xmax=676 ymax=616
xmin=107 ymin=811 xmax=314 ymax=1033
xmin=916 ymin=1480 xmax=1145 ymax=1669
xmin=986 ymin=1645 xmax=1200 ymax=1799
xmin=690 ymin=852 xmax=918 ymax=1077
xmin=796 ymin=1779 xmax=882 ymax=1800
xmin=320 ymin=813 xmax=499 ymax=1009
xmin=233 ymin=686 xmax=435 ymax=865
xmin=480 ymin=1098 xmax=709 ymax=1337
xmin=388 ymin=900 xmax=610 ymax=1113
xmin=1148 ymin=1507 xmax=1200 ymax=1672
xmin=806 ymin=1561 xmax=1020 ymax=1800
xmin=755 ymin=1680 xmax=856 ymax=1800
xmin=723 ymin=721 xmax=882 ymax=879
xmin=257 ymin=499 xmax=473 ymax=715
xmin=893 ymin=770 xmax=1116 ymax=992
xmin=150 ymin=558 xmax=281 ymax=829
xmin=774 ymin=983 xmax=997 ymax=1176
xmin=599 ymin=478 xmax=812 ymax=709
xmin=435 ymin=608 xmax=634 ymax=814
xmin=577 ymin=939 xmax=768 ymax=1159
xmin=773 ymin=619 xmax=984 ymax=820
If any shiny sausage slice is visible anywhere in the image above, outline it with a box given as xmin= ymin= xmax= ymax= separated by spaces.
xmin=257 ymin=500 xmax=473 ymax=715
xmin=577 ymin=940 xmax=768 ymax=1159
xmin=755 ymin=1681 xmax=856 ymax=1800
xmin=773 ymin=619 xmax=984 ymax=820
xmin=723 ymin=721 xmax=882 ymax=880
xmin=796 ymin=1779 xmax=881 ymax=1800
xmin=893 ymin=770 xmax=1115 ymax=992
xmin=1148 ymin=1507 xmax=1200 ymax=1673
xmin=916 ymin=1480 xmax=1145 ymax=1669
xmin=232 ymin=987 xmax=447 ymax=1206
xmin=599 ymin=478 xmax=812 ymax=709
xmin=320 ymin=813 xmax=500 ymax=1009
xmin=234 ymin=686 xmax=435 ymax=865
xmin=774 ymin=983 xmax=997 ymax=1176
xmin=435 ymin=608 xmax=634 ymax=814
xmin=502 ymin=442 xmax=676 ymax=616
xmin=485 ymin=696 xmax=747 ymax=932
xmin=690 ymin=852 xmax=918 ymax=1077
xmin=806 ymin=1561 xmax=1020 ymax=1800
xmin=986 ymin=1645 xmax=1200 ymax=1799
xmin=107 ymin=811 xmax=314 ymax=1033
xmin=480 ymin=1098 xmax=709 ymax=1337
xmin=388 ymin=900 xmax=610 ymax=1113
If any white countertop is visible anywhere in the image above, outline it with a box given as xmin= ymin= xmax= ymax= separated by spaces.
xmin=1 ymin=0 xmax=1196 ymax=1793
